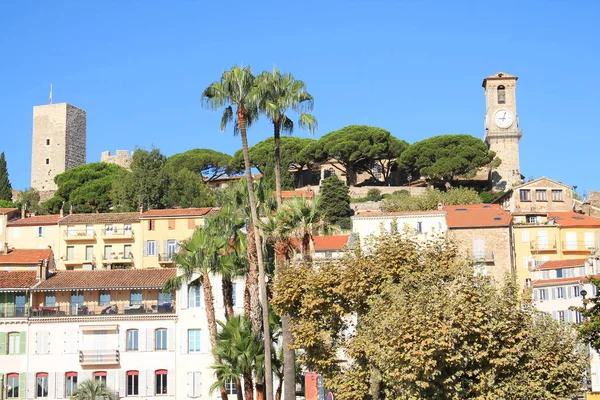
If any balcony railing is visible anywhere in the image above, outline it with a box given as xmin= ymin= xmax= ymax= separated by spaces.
xmin=158 ymin=253 xmax=176 ymax=263
xmin=472 ymin=250 xmax=494 ymax=263
xmin=79 ymin=349 xmax=120 ymax=365
xmin=64 ymin=229 xmax=96 ymax=240
xmin=562 ymin=241 xmax=596 ymax=252
xmin=530 ymin=240 xmax=558 ymax=251
xmin=30 ymin=300 xmax=175 ymax=318
xmin=0 ymin=305 xmax=29 ymax=318
xmin=101 ymin=253 xmax=134 ymax=262
xmin=102 ymin=228 xmax=134 ymax=239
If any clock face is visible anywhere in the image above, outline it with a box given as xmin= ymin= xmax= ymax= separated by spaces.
xmin=494 ymin=110 xmax=514 ymax=128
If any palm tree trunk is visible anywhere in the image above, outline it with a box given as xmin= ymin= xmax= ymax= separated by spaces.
xmin=246 ymin=225 xmax=262 ymax=336
xmin=238 ymin=108 xmax=273 ymax=400
xmin=243 ymin=373 xmax=254 ymax=400
xmin=276 ymin=376 xmax=283 ymax=400
xmin=236 ymin=380 xmax=244 ymax=400
xmin=274 ymin=121 xmax=282 ymax=206
xmin=256 ymin=382 xmax=265 ymax=400
xmin=222 ymin=277 xmax=235 ymax=320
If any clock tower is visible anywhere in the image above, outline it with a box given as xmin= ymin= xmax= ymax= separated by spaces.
xmin=483 ymin=72 xmax=522 ymax=191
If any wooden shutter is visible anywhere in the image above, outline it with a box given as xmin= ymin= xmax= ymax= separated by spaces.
xmin=146 ymin=328 xmax=154 ymax=352
xmin=0 ymin=332 xmax=6 ymax=354
xmin=180 ymin=283 xmax=188 ymax=310
xmin=55 ymin=372 xmax=65 ymax=399
xmin=163 ymin=240 xmax=168 ymax=255
xmin=181 ymin=329 xmax=188 ymax=354
xmin=521 ymin=230 xmax=530 ymax=242
xmin=48 ymin=372 xmax=56 ymax=399
xmin=167 ymin=328 xmax=175 ymax=351
xmin=147 ymin=370 xmax=154 ymax=396
xmin=26 ymin=372 xmax=34 ymax=399
xmin=143 ymin=241 xmax=148 ymax=256
xmin=36 ymin=331 xmax=50 ymax=355
xmin=107 ymin=370 xmax=117 ymax=393
xmin=194 ymin=372 xmax=202 ymax=398
xmin=119 ymin=371 xmax=127 ymax=396
xmin=167 ymin=369 xmax=175 ymax=396
xmin=138 ymin=370 xmax=147 ymax=396
xmin=19 ymin=372 xmax=27 ymax=399
xmin=19 ymin=331 xmax=26 ymax=354
xmin=187 ymin=372 xmax=195 ymax=397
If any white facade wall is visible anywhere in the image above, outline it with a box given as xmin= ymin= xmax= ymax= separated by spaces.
xmin=352 ymin=212 xmax=448 ymax=244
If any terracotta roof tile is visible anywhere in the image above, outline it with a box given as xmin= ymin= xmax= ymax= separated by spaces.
xmin=353 ymin=210 xmax=446 ymax=217
xmin=536 ymin=259 xmax=587 ymax=271
xmin=532 ymin=274 xmax=597 ymax=287
xmin=0 ymin=208 xmax=19 ymax=214
xmin=140 ymin=208 xmax=214 ymax=218
xmin=290 ymin=235 xmax=350 ymax=251
xmin=8 ymin=214 xmax=63 ymax=226
xmin=33 ymin=268 xmax=176 ymax=291
xmin=547 ymin=212 xmax=600 ymax=228
xmin=59 ymin=212 xmax=140 ymax=225
xmin=0 ymin=271 xmax=38 ymax=289
xmin=444 ymin=204 xmax=512 ymax=228
xmin=280 ymin=190 xmax=315 ymax=199
xmin=0 ymin=249 xmax=53 ymax=265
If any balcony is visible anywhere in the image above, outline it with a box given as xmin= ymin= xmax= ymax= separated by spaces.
xmin=0 ymin=305 xmax=29 ymax=318
xmin=530 ymin=240 xmax=558 ymax=252
xmin=158 ymin=253 xmax=176 ymax=264
xmin=30 ymin=300 xmax=175 ymax=318
xmin=101 ymin=228 xmax=134 ymax=241
xmin=101 ymin=253 xmax=134 ymax=264
xmin=79 ymin=349 xmax=120 ymax=366
xmin=562 ymin=241 xmax=596 ymax=253
xmin=472 ymin=250 xmax=494 ymax=263
xmin=64 ymin=229 xmax=96 ymax=241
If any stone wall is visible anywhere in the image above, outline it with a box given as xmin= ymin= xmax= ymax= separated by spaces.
xmin=101 ymin=150 xmax=133 ymax=169
xmin=65 ymin=104 xmax=86 ymax=170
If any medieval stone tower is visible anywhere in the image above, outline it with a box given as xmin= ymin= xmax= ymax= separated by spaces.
xmin=31 ymin=103 xmax=86 ymax=192
xmin=483 ymin=72 xmax=522 ymax=191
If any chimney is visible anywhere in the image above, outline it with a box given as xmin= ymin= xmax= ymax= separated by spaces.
xmin=139 ymin=204 xmax=144 ymax=215
xmin=21 ymin=205 xmax=26 ymax=219
xmin=437 ymin=202 xmax=444 ymax=211
xmin=2 ymin=242 xmax=8 ymax=254
xmin=69 ymin=204 xmax=73 ymax=215
xmin=36 ymin=259 xmax=48 ymax=282
xmin=60 ymin=207 xmax=64 ymax=218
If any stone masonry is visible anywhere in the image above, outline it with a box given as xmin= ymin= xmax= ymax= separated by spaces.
xmin=31 ymin=103 xmax=86 ymax=191
xmin=101 ymin=150 xmax=133 ymax=169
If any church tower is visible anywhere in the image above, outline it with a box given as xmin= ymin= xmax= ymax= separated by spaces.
xmin=483 ymin=72 xmax=522 ymax=191
xmin=31 ymin=103 xmax=86 ymax=192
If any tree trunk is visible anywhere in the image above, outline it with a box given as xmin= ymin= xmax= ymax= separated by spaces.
xmin=345 ymin=163 xmax=356 ymax=186
xmin=222 ymin=278 xmax=235 ymax=320
xmin=243 ymin=373 xmax=254 ymax=400
xmin=246 ymin=225 xmax=262 ymax=337
xmin=236 ymin=380 xmax=244 ymax=400
xmin=301 ymin=233 xmax=313 ymax=263
xmin=256 ymin=381 xmax=265 ymax=400
xmin=274 ymin=121 xmax=282 ymax=207
xmin=276 ymin=377 xmax=283 ymax=400
xmin=238 ymin=108 xmax=273 ymax=400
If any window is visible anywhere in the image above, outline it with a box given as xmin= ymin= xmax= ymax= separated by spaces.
xmin=187 ymin=372 xmax=202 ymax=398
xmin=556 ymin=269 xmax=564 ymax=278
xmin=66 ymin=246 xmax=75 ymax=261
xmin=188 ymin=218 xmax=196 ymax=229
xmin=37 ymin=226 xmax=44 ymax=237
xmin=85 ymin=245 xmax=94 ymax=261
xmin=575 ymin=311 xmax=584 ymax=323
xmin=373 ymin=164 xmax=383 ymax=180
xmin=104 ymin=245 xmax=112 ymax=260
xmin=105 ymin=224 xmax=114 ymax=235
xmin=37 ymin=372 xmax=49 ymax=398
xmin=127 ymin=371 xmax=139 ymax=395
xmin=168 ymin=219 xmax=176 ymax=230
xmin=45 ymin=158 xmax=50 ymax=165
xmin=124 ymin=244 xmax=133 ymax=259
xmin=99 ymin=291 xmax=111 ymax=306
xmin=521 ymin=230 xmax=530 ymax=242
xmin=225 ymin=378 xmax=237 ymax=395
xmin=552 ymin=189 xmax=564 ymax=202
xmin=124 ymin=224 xmax=132 ymax=233
xmin=149 ymin=220 xmax=155 ymax=231
xmin=557 ymin=287 xmax=565 ymax=299
xmin=585 ymin=232 xmax=595 ymax=249
xmin=537 ymin=230 xmax=549 ymax=250
xmin=146 ymin=240 xmax=157 ymax=256
xmin=473 ymin=238 xmax=485 ymax=260
xmin=7 ymin=373 xmax=19 ymax=398
xmin=538 ymin=289 xmax=547 ymax=301
xmin=130 ymin=290 xmax=142 ymax=305
xmin=416 ymin=221 xmax=423 ymax=233
xmin=155 ymin=329 xmax=167 ymax=350
xmin=558 ymin=311 xmax=565 ymax=322
xmin=166 ymin=239 xmax=178 ymax=257
xmin=86 ymin=225 xmax=94 ymax=236
xmin=189 ymin=285 xmax=202 ymax=308
xmin=65 ymin=372 xmax=78 ymax=396
xmin=8 ymin=332 xmax=20 ymax=354
xmin=535 ymin=189 xmax=547 ymax=202
xmin=93 ymin=371 xmax=106 ymax=384
xmin=497 ymin=85 xmax=506 ymax=104
xmin=566 ymin=232 xmax=577 ymax=250
xmin=155 ymin=370 xmax=168 ymax=395
xmin=574 ymin=286 xmax=581 ymax=297
xmin=127 ymin=329 xmax=139 ymax=351
xmin=231 ymin=283 xmax=237 ymax=307
xmin=45 ymin=293 xmax=56 ymax=307
xmin=188 ymin=329 xmax=201 ymax=353
xmin=46 ymin=139 xmax=50 ymax=145
xmin=324 ymin=167 xmax=336 ymax=178
xmin=519 ymin=189 xmax=531 ymax=202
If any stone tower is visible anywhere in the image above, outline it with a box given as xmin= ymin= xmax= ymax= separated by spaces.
xmin=31 ymin=103 xmax=86 ymax=191
xmin=483 ymin=72 xmax=522 ymax=191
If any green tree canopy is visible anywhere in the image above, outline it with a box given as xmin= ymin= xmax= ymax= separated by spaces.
xmin=300 ymin=125 xmax=408 ymax=185
xmin=15 ymin=188 xmax=43 ymax=214
xmin=319 ymin=176 xmax=350 ymax=226
xmin=165 ymin=168 xmax=216 ymax=209
xmin=0 ymin=152 xmax=12 ymax=201
xmin=44 ymin=162 xmax=126 ymax=213
xmin=166 ymin=148 xmax=232 ymax=180
xmin=398 ymin=134 xmax=496 ymax=186
xmin=381 ymin=187 xmax=481 ymax=212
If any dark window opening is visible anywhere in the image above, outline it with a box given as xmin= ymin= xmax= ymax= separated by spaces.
xmin=46 ymin=139 xmax=50 ymax=145
xmin=497 ymin=85 xmax=506 ymax=104
xmin=45 ymin=158 xmax=50 ymax=165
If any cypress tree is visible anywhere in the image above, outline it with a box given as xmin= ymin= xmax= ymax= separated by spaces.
xmin=0 ymin=152 xmax=12 ymax=201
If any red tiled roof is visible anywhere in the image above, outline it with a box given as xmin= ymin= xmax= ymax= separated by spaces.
xmin=0 ymin=271 xmax=38 ymax=289
xmin=444 ymin=204 xmax=512 ymax=228
xmin=33 ymin=269 xmax=176 ymax=291
xmin=140 ymin=208 xmax=214 ymax=218
xmin=547 ymin=212 xmax=600 ymax=228
xmin=532 ymin=274 xmax=598 ymax=288
xmin=8 ymin=214 xmax=63 ymax=226
xmin=0 ymin=208 xmax=19 ymax=214
xmin=0 ymin=249 xmax=53 ymax=265
xmin=59 ymin=212 xmax=140 ymax=225
xmin=280 ymin=190 xmax=315 ymax=199
xmin=290 ymin=235 xmax=350 ymax=251
xmin=536 ymin=258 xmax=586 ymax=271
xmin=353 ymin=210 xmax=446 ymax=217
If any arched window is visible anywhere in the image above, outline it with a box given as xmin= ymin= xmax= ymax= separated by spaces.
xmin=126 ymin=329 xmax=139 ymax=351
xmin=497 ymin=85 xmax=506 ymax=104
xmin=93 ymin=371 xmax=107 ymax=384
xmin=188 ymin=284 xmax=202 ymax=308
xmin=155 ymin=328 xmax=167 ymax=350
xmin=36 ymin=372 xmax=49 ymax=398
xmin=7 ymin=373 xmax=20 ymax=398
xmin=155 ymin=370 xmax=168 ymax=395
xmin=65 ymin=372 xmax=78 ymax=397
xmin=127 ymin=371 xmax=139 ymax=395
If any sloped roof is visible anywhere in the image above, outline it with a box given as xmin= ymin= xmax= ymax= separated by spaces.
xmin=482 ymin=72 xmax=518 ymax=87
xmin=532 ymin=274 xmax=597 ymax=288
xmin=0 ymin=249 xmax=53 ymax=265
xmin=33 ymin=269 xmax=176 ymax=291
xmin=140 ymin=208 xmax=215 ymax=218
xmin=353 ymin=210 xmax=446 ymax=218
xmin=0 ymin=208 xmax=19 ymax=214
xmin=291 ymin=235 xmax=350 ymax=252
xmin=548 ymin=212 xmax=600 ymax=228
xmin=59 ymin=212 xmax=140 ymax=225
xmin=280 ymin=190 xmax=315 ymax=199
xmin=8 ymin=214 xmax=63 ymax=226
xmin=0 ymin=271 xmax=38 ymax=289
xmin=444 ymin=204 xmax=511 ymax=228
xmin=536 ymin=259 xmax=586 ymax=271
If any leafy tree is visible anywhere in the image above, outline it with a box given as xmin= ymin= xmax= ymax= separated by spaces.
xmin=14 ymin=188 xmax=44 ymax=214
xmin=202 ymin=65 xmax=273 ymax=399
xmin=166 ymin=148 xmax=232 ymax=181
xmin=573 ymin=277 xmax=600 ymax=351
xmin=0 ymin=152 xmax=13 ymax=201
xmin=130 ymin=147 xmax=170 ymax=210
xmin=319 ymin=176 xmax=350 ymax=225
xmin=381 ymin=187 xmax=481 ymax=212
xmin=366 ymin=188 xmax=382 ymax=202
xmin=398 ymin=134 xmax=497 ymax=186
xmin=44 ymin=163 xmax=125 ymax=213
xmin=0 ymin=200 xmax=15 ymax=208
xmin=301 ymin=125 xmax=408 ymax=186
xmin=273 ymin=234 xmax=587 ymax=400
xmin=165 ymin=168 xmax=215 ymax=208
xmin=71 ymin=379 xmax=115 ymax=400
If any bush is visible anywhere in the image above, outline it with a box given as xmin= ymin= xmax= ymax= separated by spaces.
xmin=366 ymin=188 xmax=382 ymax=202
xmin=381 ymin=187 xmax=481 ymax=212
xmin=338 ymin=217 xmax=352 ymax=230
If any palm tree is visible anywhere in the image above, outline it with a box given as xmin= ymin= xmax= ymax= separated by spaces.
xmin=276 ymin=196 xmax=326 ymax=262
xmin=71 ymin=379 xmax=114 ymax=400
xmin=202 ymin=65 xmax=273 ymax=400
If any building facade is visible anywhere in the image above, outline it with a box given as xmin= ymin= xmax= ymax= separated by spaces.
xmin=495 ymin=177 xmax=575 ymax=214
xmin=5 ymin=215 xmax=63 ymax=253
xmin=101 ymin=151 xmax=133 ymax=170
xmin=31 ymin=103 xmax=86 ymax=192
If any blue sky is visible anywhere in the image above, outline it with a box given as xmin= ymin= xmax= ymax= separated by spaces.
xmin=1 ymin=1 xmax=599 ymax=195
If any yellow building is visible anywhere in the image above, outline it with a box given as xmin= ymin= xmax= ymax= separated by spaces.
xmin=513 ymin=211 xmax=600 ymax=287
xmin=6 ymin=214 xmax=63 ymax=253
xmin=57 ymin=212 xmax=142 ymax=270
xmin=139 ymin=208 xmax=214 ymax=269
xmin=0 ymin=208 xmax=20 ymax=248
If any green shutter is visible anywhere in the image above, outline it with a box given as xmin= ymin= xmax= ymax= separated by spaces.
xmin=19 ymin=332 xmax=26 ymax=354
xmin=0 ymin=331 xmax=6 ymax=354
xmin=19 ymin=372 xmax=26 ymax=399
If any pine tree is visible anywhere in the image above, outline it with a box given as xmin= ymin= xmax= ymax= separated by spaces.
xmin=0 ymin=152 xmax=12 ymax=201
